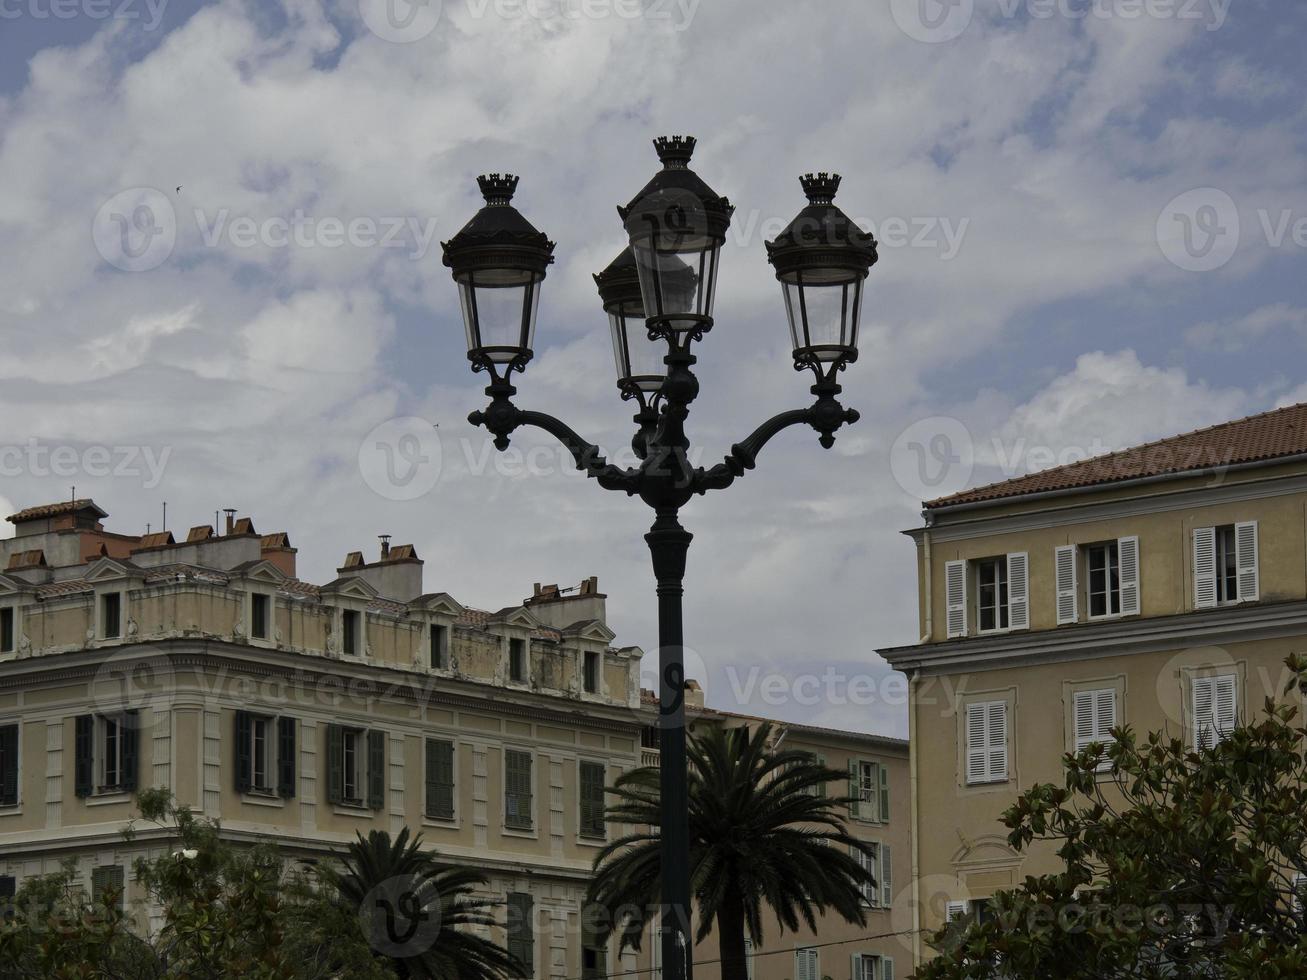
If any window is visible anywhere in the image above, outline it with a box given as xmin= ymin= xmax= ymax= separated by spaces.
xmin=425 ymin=738 xmax=455 ymax=820
xmin=0 ymin=874 xmax=14 ymax=922
xmin=579 ymin=760 xmax=606 ymax=838
xmin=947 ymin=899 xmax=993 ymax=926
xmin=0 ymin=608 xmax=13 ymax=653
xmin=91 ymin=865 xmax=124 ymax=912
xmin=234 ymin=712 xmax=295 ymax=796
xmin=251 ymin=593 xmax=270 ymax=640
xmin=946 ymin=554 xmax=1028 ymax=638
xmin=74 ymin=713 xmax=138 ymax=798
xmin=851 ymin=760 xmax=890 ymax=822
xmin=0 ymin=724 xmax=17 ymax=807
xmin=342 ymin=610 xmax=360 ymax=656
xmin=742 ymin=938 xmax=755 ymax=980
xmin=1086 ymin=542 xmax=1121 ymax=618
xmin=506 ymin=892 xmax=533 ymax=973
xmin=975 ymin=558 xmax=1008 ymax=632
xmin=853 ymin=953 xmax=894 ymax=980
xmin=1195 ymin=523 xmax=1258 ymax=608
xmin=101 ymin=593 xmax=122 ymax=639
xmin=641 ymin=725 xmax=661 ymax=750
xmin=853 ymin=841 xmax=892 ymax=908
xmin=581 ymin=916 xmax=608 ymax=980
xmin=794 ymin=946 xmax=819 ymax=980
xmin=505 ymin=749 xmax=533 ymax=830
xmin=965 ymin=701 xmax=1008 ymax=785
xmin=1193 ymin=674 xmax=1238 ymax=749
xmin=327 ymin=725 xmax=385 ymax=809
xmin=508 ymin=638 xmax=526 ymax=683
xmin=583 ymin=650 xmax=599 ymax=694
xmin=1072 ymin=688 xmax=1117 ymax=769
xmin=430 ymin=624 xmax=447 ymax=669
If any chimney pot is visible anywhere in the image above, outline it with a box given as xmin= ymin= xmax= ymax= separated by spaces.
xmin=223 ymin=509 xmax=237 ymax=535
xmin=379 ymin=534 xmax=391 ymax=561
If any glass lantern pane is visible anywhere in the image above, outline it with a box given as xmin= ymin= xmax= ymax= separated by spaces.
xmin=782 ymin=281 xmax=803 ymax=350
xmin=461 ymin=268 xmax=540 ymax=364
xmin=457 ymin=281 xmax=478 ymax=354
xmin=609 ymin=306 xmax=666 ymax=390
xmin=631 ymin=242 xmax=715 ymax=332
xmin=608 ymin=312 xmax=627 ymax=378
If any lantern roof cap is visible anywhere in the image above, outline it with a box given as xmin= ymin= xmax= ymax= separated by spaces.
xmin=441 ymin=173 xmax=556 ymax=270
xmin=617 ymin=136 xmax=734 ymax=234
xmin=766 ymin=172 xmax=878 ymax=264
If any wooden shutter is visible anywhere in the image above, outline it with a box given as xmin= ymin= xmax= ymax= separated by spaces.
xmin=507 ymin=892 xmax=534 ymax=972
xmin=1072 ymin=690 xmax=1095 ymax=753
xmin=1055 ymin=545 xmax=1078 ymax=624
xmin=277 ymin=717 xmax=296 ymax=798
xmin=1073 ymin=689 xmax=1116 ymax=769
xmin=91 ymin=866 xmax=124 ymax=911
xmin=426 ymin=739 xmax=455 ymax=819
xmin=965 ymin=704 xmax=988 ymax=784
xmin=1235 ymin=521 xmax=1259 ymax=602
xmin=366 ymin=729 xmax=385 ymax=810
xmin=847 ymin=760 xmax=860 ymax=820
xmin=1215 ymin=674 xmax=1238 ymax=738
xmin=986 ymin=702 xmax=1008 ymax=782
xmin=879 ymin=763 xmax=890 ymax=823
xmin=326 ymin=724 xmax=343 ymax=804
xmin=945 ymin=561 xmax=967 ymax=638
xmin=1192 ymin=676 xmax=1216 ymax=750
xmin=75 ymin=715 xmax=93 ymax=798
xmin=880 ymin=844 xmax=893 ymax=908
xmin=1193 ymin=527 xmax=1217 ymax=609
xmin=0 ymin=725 xmax=17 ymax=807
xmin=795 ymin=949 xmax=817 ymax=980
xmin=1117 ymin=536 xmax=1140 ymax=615
xmin=234 ymin=710 xmax=252 ymax=793
xmin=946 ymin=900 xmax=968 ymax=922
xmin=580 ymin=760 xmax=605 ymax=836
xmin=852 ymin=954 xmax=866 ymax=980
xmin=1006 ymin=552 xmax=1029 ymax=630
xmin=121 ymin=711 xmax=139 ymax=792
xmin=883 ymin=956 xmax=894 ymax=980
xmin=506 ymin=750 xmax=533 ymax=829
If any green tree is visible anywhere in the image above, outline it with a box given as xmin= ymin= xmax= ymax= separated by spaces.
xmin=586 ymin=722 xmax=877 ymax=980
xmin=321 ymin=827 xmax=524 ymax=980
xmin=916 ymin=654 xmax=1307 ymax=980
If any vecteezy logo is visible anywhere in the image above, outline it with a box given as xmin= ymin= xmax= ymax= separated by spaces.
xmin=89 ymin=648 xmax=177 ymax=717
xmin=358 ymin=417 xmax=443 ymax=501
xmin=890 ymin=0 xmax=974 ymax=43
xmin=889 ymin=415 xmax=975 ymax=504
xmin=358 ymin=0 xmax=442 ymax=42
xmin=629 ymin=644 xmax=709 ymax=729
xmin=360 ymin=876 xmax=443 ymax=957
xmin=92 ymin=188 xmax=177 ymax=272
xmin=1156 ymin=188 xmax=1241 ymax=273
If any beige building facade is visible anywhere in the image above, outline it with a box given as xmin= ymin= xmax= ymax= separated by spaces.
xmin=881 ymin=402 xmax=1307 ymax=968
xmin=0 ymin=497 xmax=909 ymax=979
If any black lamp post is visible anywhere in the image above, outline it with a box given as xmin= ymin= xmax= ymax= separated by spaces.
xmin=442 ymin=138 xmax=877 ymax=980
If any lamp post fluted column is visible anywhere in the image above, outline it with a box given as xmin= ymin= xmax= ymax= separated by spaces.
xmin=442 ymin=138 xmax=878 ymax=980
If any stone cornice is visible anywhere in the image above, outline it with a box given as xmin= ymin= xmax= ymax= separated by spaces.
xmin=879 ymin=600 xmax=1307 ymax=675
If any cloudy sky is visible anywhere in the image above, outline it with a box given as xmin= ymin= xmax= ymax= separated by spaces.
xmin=0 ymin=0 xmax=1303 ymax=738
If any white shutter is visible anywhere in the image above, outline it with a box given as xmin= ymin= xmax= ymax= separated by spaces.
xmin=883 ymin=956 xmax=894 ymax=980
xmin=1193 ymin=527 xmax=1217 ymax=609
xmin=1075 ymin=689 xmax=1116 ymax=769
xmin=1118 ymin=536 xmax=1140 ymax=616
xmin=744 ymin=939 xmax=754 ymax=980
xmin=1072 ymin=690 xmax=1095 ymax=753
xmin=1214 ymin=674 xmax=1238 ymax=738
xmin=945 ymin=561 xmax=967 ymax=638
xmin=1096 ymin=688 xmax=1117 ymax=761
xmin=1235 ymin=521 xmax=1259 ymax=602
xmin=1192 ymin=675 xmax=1215 ymax=749
xmin=880 ymin=844 xmax=892 ymax=908
xmin=1055 ymin=545 xmax=1078 ymax=625
xmin=965 ymin=703 xmax=987 ymax=784
xmin=986 ymin=701 xmax=1008 ymax=782
xmin=1007 ymin=552 xmax=1029 ymax=630
xmin=946 ymin=900 xmax=968 ymax=922
xmin=852 ymin=955 xmax=866 ymax=980
xmin=795 ymin=948 xmax=818 ymax=980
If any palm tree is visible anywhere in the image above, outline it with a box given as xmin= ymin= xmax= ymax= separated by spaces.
xmin=587 ymin=722 xmax=878 ymax=980
xmin=321 ymin=827 xmax=524 ymax=980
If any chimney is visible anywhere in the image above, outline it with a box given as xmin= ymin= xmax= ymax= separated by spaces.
xmin=223 ymin=509 xmax=237 ymax=535
xmin=523 ymin=576 xmax=607 ymax=629
xmin=379 ymin=535 xmax=391 ymax=561
xmin=337 ymin=544 xmax=423 ymax=602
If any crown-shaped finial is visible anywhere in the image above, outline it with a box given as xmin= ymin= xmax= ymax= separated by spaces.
xmin=800 ymin=172 xmax=841 ymax=205
xmin=477 ymin=173 xmax=519 ymax=205
xmin=653 ymin=135 xmax=697 ymax=169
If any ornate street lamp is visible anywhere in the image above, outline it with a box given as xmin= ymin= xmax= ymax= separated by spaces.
xmin=442 ymin=139 xmax=876 ymax=980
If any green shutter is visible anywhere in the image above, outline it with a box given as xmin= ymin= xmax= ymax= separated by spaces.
xmin=326 ymin=725 xmax=343 ymax=804
xmin=848 ymin=759 xmax=860 ymax=819
xmin=277 ymin=717 xmax=296 ymax=798
xmin=367 ymin=730 xmax=386 ymax=810
xmin=91 ymin=866 xmax=124 ymax=911
xmin=580 ymin=761 xmax=605 ymax=837
xmin=507 ymin=892 xmax=534 ymax=972
xmin=426 ymin=739 xmax=454 ymax=819
xmin=234 ymin=710 xmax=252 ymax=793
xmin=74 ymin=715 xmax=93 ymax=798
xmin=879 ymin=762 xmax=891 ymax=823
xmin=121 ymin=711 xmax=139 ymax=792
xmin=505 ymin=750 xmax=532 ymax=830
xmin=0 ymin=725 xmax=17 ymax=807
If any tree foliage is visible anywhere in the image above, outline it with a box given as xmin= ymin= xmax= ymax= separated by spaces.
xmin=917 ymin=655 xmax=1307 ymax=980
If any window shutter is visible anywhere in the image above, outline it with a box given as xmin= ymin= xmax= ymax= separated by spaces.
xmin=326 ymin=724 xmax=343 ymax=804
xmin=507 ymin=893 xmax=534 ymax=972
xmin=1215 ymin=674 xmax=1238 ymax=738
xmin=987 ymin=701 xmax=1008 ymax=782
xmin=1006 ymin=552 xmax=1029 ymax=630
xmin=814 ymin=753 xmax=826 ymax=798
xmin=121 ymin=711 xmax=139 ymax=792
xmin=1117 ymin=536 xmax=1140 ymax=616
xmin=234 ymin=710 xmax=252 ymax=793
xmin=366 ymin=729 xmax=385 ymax=810
xmin=879 ymin=763 xmax=890 ymax=823
xmin=851 ymin=954 xmax=865 ymax=980
xmin=1055 ymin=545 xmax=1078 ymax=625
xmin=880 ymin=843 xmax=893 ymax=908
xmin=1072 ymin=690 xmax=1095 ymax=753
xmin=945 ymin=561 xmax=967 ymax=638
xmin=883 ymin=956 xmax=894 ymax=980
xmin=946 ymin=901 xmax=968 ymax=922
xmin=1193 ymin=527 xmax=1217 ymax=609
xmin=580 ymin=761 xmax=605 ymax=836
xmin=425 ymin=739 xmax=455 ymax=819
xmin=1235 ymin=521 xmax=1259 ymax=602
xmin=74 ymin=715 xmax=93 ymax=798
xmin=1192 ymin=676 xmax=1215 ymax=750
xmin=965 ymin=704 xmax=987 ymax=784
xmin=0 ymin=725 xmax=17 ymax=807
xmin=277 ymin=717 xmax=296 ymax=798
xmin=847 ymin=759 xmax=861 ymax=820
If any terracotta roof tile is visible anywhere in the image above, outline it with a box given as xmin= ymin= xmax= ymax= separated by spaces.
xmin=7 ymin=499 xmax=107 ymax=523
xmin=927 ymin=401 xmax=1307 ymax=509
xmin=36 ymin=580 xmax=93 ymax=598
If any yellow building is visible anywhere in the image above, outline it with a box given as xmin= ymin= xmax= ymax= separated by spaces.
xmin=881 ymin=402 xmax=1307 ymax=968
xmin=0 ymin=497 xmax=908 ymax=979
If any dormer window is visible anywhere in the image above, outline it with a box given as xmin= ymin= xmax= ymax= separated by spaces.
xmin=251 ymin=593 xmax=271 ymax=641
xmin=0 ymin=608 xmax=13 ymax=654
xmin=101 ymin=593 xmax=122 ymax=639
xmin=342 ymin=610 xmax=361 ymax=656
xmin=509 ymin=638 xmax=527 ymax=683
xmin=583 ymin=650 xmax=599 ymax=694
xmin=430 ymin=624 xmax=448 ymax=669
